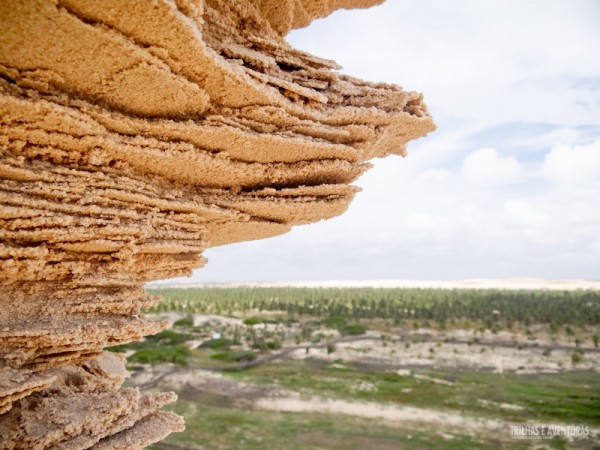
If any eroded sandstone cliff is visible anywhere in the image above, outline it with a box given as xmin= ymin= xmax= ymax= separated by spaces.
xmin=0 ymin=0 xmax=434 ymax=448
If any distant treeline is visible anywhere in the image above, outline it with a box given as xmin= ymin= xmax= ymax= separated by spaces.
xmin=145 ymin=287 xmax=600 ymax=328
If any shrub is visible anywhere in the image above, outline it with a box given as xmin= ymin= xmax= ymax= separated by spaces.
xmin=571 ymin=350 xmax=584 ymax=366
xmin=106 ymin=345 xmax=128 ymax=353
xmin=340 ymin=324 xmax=367 ymax=336
xmin=199 ymin=338 xmax=233 ymax=350
xmin=243 ymin=316 xmax=262 ymax=326
xmin=211 ymin=350 xmax=257 ymax=363
xmin=173 ymin=315 xmax=194 ymax=328
xmin=145 ymin=329 xmax=192 ymax=346
xmin=129 ymin=346 xmax=190 ymax=366
xmin=251 ymin=340 xmax=281 ymax=351
xmin=322 ymin=316 xmax=347 ymax=329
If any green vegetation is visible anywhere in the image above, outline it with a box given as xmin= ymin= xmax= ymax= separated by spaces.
xmin=106 ymin=344 xmax=128 ymax=353
xmin=147 ymin=287 xmax=600 ymax=329
xmin=129 ymin=346 xmax=190 ymax=366
xmin=108 ymin=329 xmax=194 ymax=366
xmin=243 ymin=316 xmax=262 ymax=326
xmin=322 ymin=315 xmax=348 ymax=329
xmin=130 ymin=287 xmax=599 ymax=448
xmin=339 ymin=323 xmax=367 ymax=336
xmin=228 ymin=360 xmax=600 ymax=426
xmin=211 ymin=350 xmax=257 ymax=363
xmin=571 ymin=349 xmax=585 ymax=366
xmin=146 ymin=329 xmax=193 ymax=346
xmin=173 ymin=315 xmax=194 ymax=328
xmin=251 ymin=339 xmax=281 ymax=351
xmin=199 ymin=338 xmax=233 ymax=350
xmin=156 ymin=399 xmax=514 ymax=450
xmin=150 ymin=363 xmax=598 ymax=450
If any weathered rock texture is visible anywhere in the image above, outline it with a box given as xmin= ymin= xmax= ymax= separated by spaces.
xmin=0 ymin=0 xmax=434 ymax=448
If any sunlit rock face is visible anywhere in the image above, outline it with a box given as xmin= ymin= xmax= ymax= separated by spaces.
xmin=0 ymin=0 xmax=434 ymax=447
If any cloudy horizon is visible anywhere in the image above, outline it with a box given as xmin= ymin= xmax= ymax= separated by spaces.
xmin=169 ymin=0 xmax=600 ymax=283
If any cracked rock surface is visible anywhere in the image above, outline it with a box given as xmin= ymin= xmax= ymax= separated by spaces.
xmin=0 ymin=0 xmax=434 ymax=448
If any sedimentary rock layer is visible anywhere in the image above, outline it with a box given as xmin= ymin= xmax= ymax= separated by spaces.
xmin=0 ymin=0 xmax=434 ymax=448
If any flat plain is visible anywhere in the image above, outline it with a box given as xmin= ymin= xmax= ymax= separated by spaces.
xmin=111 ymin=287 xmax=600 ymax=449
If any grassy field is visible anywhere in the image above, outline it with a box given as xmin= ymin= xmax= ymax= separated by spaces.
xmin=150 ymin=360 xmax=598 ymax=449
xmin=163 ymin=400 xmax=516 ymax=450
xmin=228 ymin=361 xmax=600 ymax=425
xmin=120 ymin=287 xmax=600 ymax=449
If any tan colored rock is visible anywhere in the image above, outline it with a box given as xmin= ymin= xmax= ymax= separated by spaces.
xmin=0 ymin=0 xmax=434 ymax=448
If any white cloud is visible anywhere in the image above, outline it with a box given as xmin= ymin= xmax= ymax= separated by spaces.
xmin=179 ymin=1 xmax=600 ymax=282
xmin=542 ymin=139 xmax=600 ymax=186
xmin=461 ymin=147 xmax=521 ymax=184
xmin=288 ymin=0 xmax=600 ymax=128
xmin=503 ymin=199 xmax=546 ymax=226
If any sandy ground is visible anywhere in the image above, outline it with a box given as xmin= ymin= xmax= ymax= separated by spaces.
xmin=145 ymin=312 xmax=600 ymax=373
xmin=287 ymin=327 xmax=600 ymax=374
xmin=254 ymin=391 xmax=600 ymax=443
xmin=255 ymin=392 xmax=504 ymax=434
xmin=292 ymin=342 xmax=599 ymax=373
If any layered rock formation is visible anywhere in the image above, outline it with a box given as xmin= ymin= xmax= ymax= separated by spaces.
xmin=0 ymin=0 xmax=434 ymax=448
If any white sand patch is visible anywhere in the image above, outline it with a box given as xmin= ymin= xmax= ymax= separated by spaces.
xmin=193 ymin=314 xmax=243 ymax=327
xmin=413 ymin=374 xmax=454 ymax=385
xmin=255 ymin=392 xmax=600 ymax=441
xmin=288 ymin=336 xmax=600 ymax=373
xmin=478 ymin=399 xmax=524 ymax=411
xmin=255 ymin=393 xmax=504 ymax=433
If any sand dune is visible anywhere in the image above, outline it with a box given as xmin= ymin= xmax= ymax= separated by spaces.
xmin=152 ymin=278 xmax=600 ymax=291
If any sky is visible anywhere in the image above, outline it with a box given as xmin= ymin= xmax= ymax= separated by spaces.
xmin=176 ymin=0 xmax=600 ymax=283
